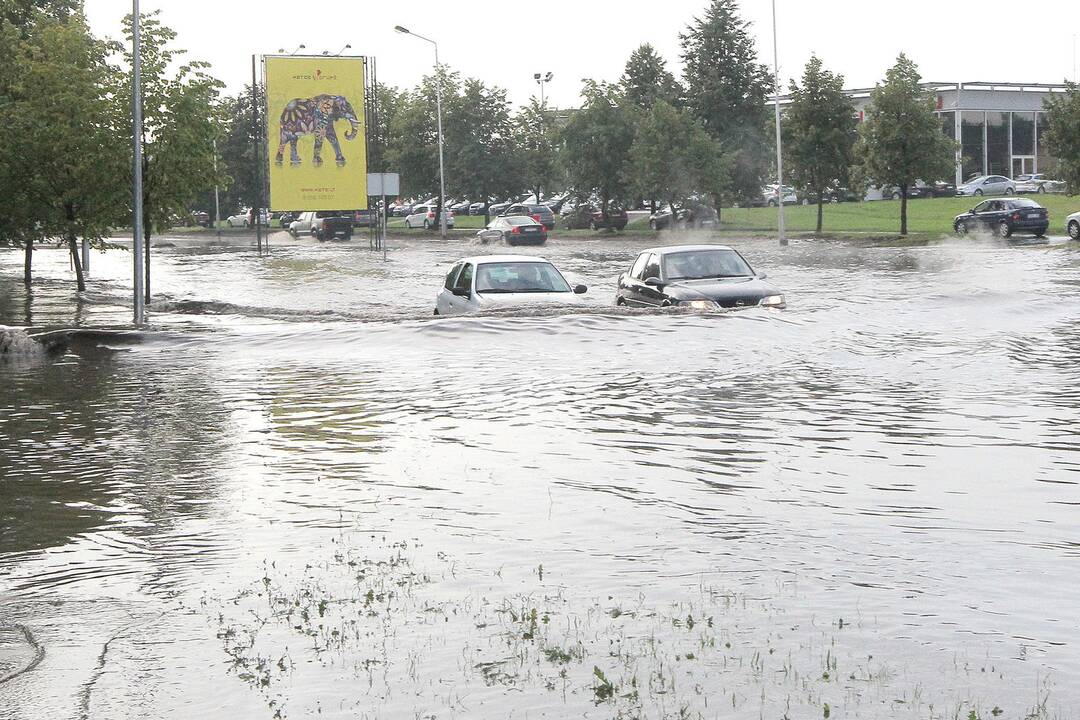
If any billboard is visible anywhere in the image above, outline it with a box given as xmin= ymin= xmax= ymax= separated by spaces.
xmin=265 ymin=55 xmax=367 ymax=211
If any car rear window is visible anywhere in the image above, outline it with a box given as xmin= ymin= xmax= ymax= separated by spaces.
xmin=507 ymin=216 xmax=540 ymax=226
xmin=1008 ymin=199 xmax=1040 ymax=209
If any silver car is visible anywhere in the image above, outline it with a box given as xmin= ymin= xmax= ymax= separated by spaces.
xmin=1015 ymin=174 xmax=1066 ymax=194
xmin=1067 ymin=211 xmax=1080 ymax=241
xmin=956 ymin=175 xmax=1015 ymax=197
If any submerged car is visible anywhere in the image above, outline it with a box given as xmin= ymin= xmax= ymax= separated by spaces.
xmin=476 ymin=216 xmax=548 ymax=246
xmin=1067 ymin=211 xmax=1080 ymax=240
xmin=953 ymin=198 xmax=1049 ymax=238
xmin=616 ymin=245 xmax=784 ymax=309
xmin=434 ymin=255 xmax=588 ymax=316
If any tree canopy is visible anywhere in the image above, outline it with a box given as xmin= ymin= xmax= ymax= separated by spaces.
xmin=1042 ymin=82 xmax=1080 ymax=194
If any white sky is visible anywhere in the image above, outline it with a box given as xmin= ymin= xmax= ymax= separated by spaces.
xmin=85 ymin=0 xmax=1079 ymax=109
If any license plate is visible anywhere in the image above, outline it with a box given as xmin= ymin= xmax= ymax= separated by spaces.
xmin=1027 ymin=213 xmax=1040 ymax=219
xmin=524 ymin=227 xmax=537 ymax=232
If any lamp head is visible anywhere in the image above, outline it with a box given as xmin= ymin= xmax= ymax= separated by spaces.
xmin=545 ymin=72 xmax=554 ymax=82
xmin=534 ymin=73 xmax=542 ymax=81
xmin=394 ymin=25 xmax=410 ymax=34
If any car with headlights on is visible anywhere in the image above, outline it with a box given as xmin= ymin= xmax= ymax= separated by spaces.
xmin=476 ymin=216 xmax=547 ymax=246
xmin=1067 ymin=210 xmax=1080 ymax=240
xmin=953 ymin=197 xmax=1048 ymax=238
xmin=434 ymin=255 xmax=588 ymax=316
xmin=616 ymin=245 xmax=784 ymax=310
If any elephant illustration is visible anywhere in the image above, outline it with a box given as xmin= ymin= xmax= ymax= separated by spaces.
xmin=275 ymin=94 xmax=360 ymax=167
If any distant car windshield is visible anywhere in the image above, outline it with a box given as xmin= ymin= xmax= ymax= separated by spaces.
xmin=663 ymin=249 xmax=754 ymax=281
xmin=476 ymin=262 xmax=571 ymax=294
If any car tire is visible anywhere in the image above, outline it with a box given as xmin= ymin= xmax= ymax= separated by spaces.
xmin=1037 ymin=186 xmax=1046 ymax=194
xmin=767 ymin=199 xmax=777 ymax=207
xmin=997 ymin=221 xmax=1012 ymax=239
xmin=891 ymin=192 xmax=901 ymax=200
xmin=433 ymin=308 xmax=440 ymax=316
xmin=974 ymin=189 xmax=983 ymax=196
xmin=1005 ymin=187 xmax=1014 ymax=195
xmin=955 ymin=221 xmax=968 ymax=236
xmin=1069 ymin=221 xmax=1080 ymax=240
xmin=615 ymin=296 xmax=625 ymax=306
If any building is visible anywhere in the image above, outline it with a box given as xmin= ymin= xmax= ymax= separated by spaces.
xmin=845 ymin=81 xmax=1070 ymax=185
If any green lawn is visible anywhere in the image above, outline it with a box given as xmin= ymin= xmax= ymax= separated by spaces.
xmin=717 ymin=194 xmax=1080 ymax=235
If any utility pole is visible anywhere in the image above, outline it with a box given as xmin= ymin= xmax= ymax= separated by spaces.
xmin=132 ymin=0 xmax=145 ymax=323
xmin=213 ymin=138 xmax=221 ymax=237
xmin=252 ymin=55 xmax=264 ymax=255
xmin=771 ymin=0 xmax=787 ymax=247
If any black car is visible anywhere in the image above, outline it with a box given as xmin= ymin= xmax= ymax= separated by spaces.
xmin=648 ymin=202 xmax=718 ymax=231
xmin=954 ymin=198 xmax=1049 ymax=238
xmin=616 ymin=245 xmax=785 ymax=309
xmin=477 ymin=216 xmax=548 ymax=246
xmin=501 ymin=203 xmax=556 ymax=231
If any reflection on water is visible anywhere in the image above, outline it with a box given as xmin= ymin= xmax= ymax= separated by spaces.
xmin=1 ymin=235 xmax=1079 ymax=718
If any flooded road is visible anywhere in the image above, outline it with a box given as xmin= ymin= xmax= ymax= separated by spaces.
xmin=2 ymin=232 xmax=1079 ymax=719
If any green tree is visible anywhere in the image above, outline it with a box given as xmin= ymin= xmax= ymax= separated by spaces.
xmin=515 ymin=96 xmax=558 ymax=207
xmin=559 ymin=82 xmax=635 ymax=227
xmin=680 ymin=0 xmax=773 ymax=203
xmin=216 ymin=84 xmax=264 ymax=219
xmin=853 ymin=54 xmax=955 ymax=235
xmin=448 ymin=78 xmax=523 ymax=220
xmin=394 ymin=69 xmax=460 ymax=215
xmin=0 ymin=8 xmax=126 ymax=290
xmin=1042 ymin=82 xmax=1080 ymax=194
xmin=630 ymin=100 xmax=730 ymax=226
xmin=620 ymin=43 xmax=681 ymax=111
xmin=120 ymin=10 xmax=223 ymax=301
xmin=783 ymin=55 xmax=857 ymax=233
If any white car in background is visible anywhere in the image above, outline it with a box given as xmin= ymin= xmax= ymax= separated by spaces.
xmin=762 ymin=184 xmax=798 ymax=206
xmin=1015 ymin=174 xmax=1066 ymax=194
xmin=1067 ymin=211 xmax=1080 ymax=241
xmin=404 ymin=204 xmax=455 ymax=230
xmin=434 ymin=255 xmax=588 ymax=316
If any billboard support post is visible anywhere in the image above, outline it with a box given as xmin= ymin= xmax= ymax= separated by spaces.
xmin=252 ymin=54 xmax=264 ymax=256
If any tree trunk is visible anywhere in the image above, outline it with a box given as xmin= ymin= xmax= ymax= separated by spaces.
xmin=816 ymin=198 xmax=824 ymax=234
xmin=900 ymin=184 xmax=909 ymax=236
xmin=144 ymin=222 xmax=152 ymax=303
xmin=67 ymin=232 xmax=85 ymax=292
xmin=601 ymin=191 xmax=611 ymax=232
xmin=23 ymin=236 xmax=32 ymax=286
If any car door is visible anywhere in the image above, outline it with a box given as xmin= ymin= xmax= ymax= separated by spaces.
xmin=977 ymin=200 xmax=1003 ymax=229
xmin=477 ymin=218 xmax=504 ymax=244
xmin=446 ymin=262 xmax=475 ymax=315
xmin=637 ymin=254 xmax=667 ymax=306
xmin=619 ymin=252 xmax=650 ymax=306
xmin=436 ymin=262 xmax=463 ymax=315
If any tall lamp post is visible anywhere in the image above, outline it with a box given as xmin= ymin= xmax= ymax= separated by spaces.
xmin=771 ymin=0 xmax=787 ymax=247
xmin=395 ymin=25 xmax=447 ymax=238
xmin=534 ymin=71 xmax=553 ymax=106
xmin=132 ymin=0 xmax=145 ymax=323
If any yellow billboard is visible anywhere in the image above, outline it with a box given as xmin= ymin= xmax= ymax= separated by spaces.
xmin=265 ymin=55 xmax=367 ymax=211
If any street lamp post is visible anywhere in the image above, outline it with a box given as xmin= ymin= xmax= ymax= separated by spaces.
xmin=132 ymin=0 xmax=145 ymax=323
xmin=395 ymin=25 xmax=447 ymax=238
xmin=533 ymin=71 xmax=553 ymax=107
xmin=771 ymin=0 xmax=787 ymax=247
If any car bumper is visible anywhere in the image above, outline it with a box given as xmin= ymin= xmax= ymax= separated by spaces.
xmin=507 ymin=234 xmax=547 ymax=246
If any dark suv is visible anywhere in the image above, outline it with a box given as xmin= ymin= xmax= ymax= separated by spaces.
xmin=501 ymin=204 xmax=556 ymax=230
xmin=563 ymin=204 xmax=628 ymax=230
xmin=954 ymin=198 xmax=1049 ymax=238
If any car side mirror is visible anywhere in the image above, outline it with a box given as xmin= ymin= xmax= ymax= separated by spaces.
xmin=573 ymin=284 xmax=588 ymax=295
xmin=757 ymin=272 xmax=767 ymax=280
xmin=644 ymin=276 xmax=664 ymax=287
xmin=452 ymin=287 xmax=470 ymax=298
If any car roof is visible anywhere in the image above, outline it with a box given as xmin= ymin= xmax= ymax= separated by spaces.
xmin=639 ymin=244 xmax=735 ymax=255
xmin=457 ymin=255 xmax=552 ymax=264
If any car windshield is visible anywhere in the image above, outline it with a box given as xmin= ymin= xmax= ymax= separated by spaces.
xmin=475 ymin=262 xmax=571 ymax=294
xmin=663 ymin=249 xmax=753 ymax=280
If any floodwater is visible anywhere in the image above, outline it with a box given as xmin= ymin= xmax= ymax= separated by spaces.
xmin=1 ymin=231 xmax=1078 ymax=720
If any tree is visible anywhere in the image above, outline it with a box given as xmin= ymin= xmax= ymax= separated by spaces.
xmin=394 ymin=69 xmax=460 ymax=216
xmin=216 ymin=84 xmax=264 ymax=219
xmin=120 ymin=10 xmax=223 ymax=301
xmin=620 ymin=43 xmax=681 ymax=111
xmin=783 ymin=56 xmax=857 ymax=233
xmin=680 ymin=0 xmax=773 ymax=203
xmin=448 ymin=78 xmax=523 ymax=221
xmin=853 ymin=54 xmax=955 ymax=235
xmin=515 ymin=97 xmax=558 ymax=206
xmin=630 ymin=100 xmax=730 ymax=226
xmin=1 ymin=8 xmax=126 ymax=291
xmin=559 ymin=82 xmax=635 ymax=227
xmin=1042 ymin=82 xmax=1080 ymax=194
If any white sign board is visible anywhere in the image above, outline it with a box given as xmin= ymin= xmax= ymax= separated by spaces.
xmin=367 ymin=173 xmax=400 ymax=197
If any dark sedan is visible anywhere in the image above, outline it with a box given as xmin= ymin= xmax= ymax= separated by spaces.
xmin=476 ymin=216 xmax=548 ymax=246
xmin=616 ymin=245 xmax=785 ymax=309
xmin=648 ymin=202 xmax=718 ymax=231
xmin=954 ymin=198 xmax=1049 ymax=238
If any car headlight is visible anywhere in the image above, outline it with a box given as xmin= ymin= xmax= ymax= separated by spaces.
xmin=678 ymin=299 xmax=718 ymax=310
xmin=760 ymin=295 xmax=785 ymax=307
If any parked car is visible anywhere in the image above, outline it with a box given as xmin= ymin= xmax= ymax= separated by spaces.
xmin=274 ymin=211 xmax=297 ymax=227
xmin=956 ymin=175 xmax=1015 ymax=197
xmin=404 ymin=204 xmax=455 ymax=230
xmin=352 ymin=209 xmax=376 ymax=227
xmin=488 ymin=198 xmax=515 ymax=216
xmin=802 ymin=184 xmax=859 ymax=204
xmin=648 ymin=201 xmax=718 ymax=230
xmin=434 ymin=255 xmax=587 ymax=316
xmin=541 ymin=193 xmax=571 ymax=213
xmin=191 ymin=211 xmax=210 ymax=227
xmin=290 ymin=210 xmax=352 ymax=238
xmin=1066 ymin=210 xmax=1080 ymax=240
xmin=477 ymin=216 xmax=548 ymax=246
xmin=879 ymin=184 xmax=932 ymax=200
xmin=451 ymin=199 xmax=473 ymax=215
xmin=563 ymin=203 xmax=629 ymax=231
xmin=1015 ymin=174 xmax=1066 ymax=194
xmin=616 ymin=245 xmax=785 ymax=309
xmin=500 ymin=203 xmax=556 ymax=230
xmin=226 ymin=210 xmax=251 ymax=228
xmin=953 ymin=198 xmax=1049 ymax=238
xmin=761 ymin=184 xmax=799 ymax=207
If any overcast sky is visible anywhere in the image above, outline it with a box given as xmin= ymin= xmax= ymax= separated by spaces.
xmin=85 ymin=0 xmax=1079 ymax=108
